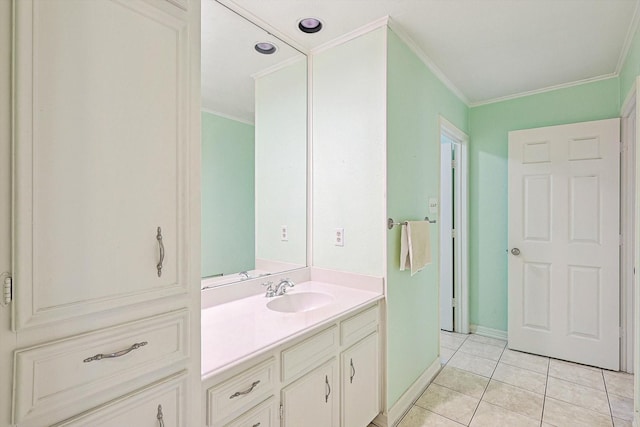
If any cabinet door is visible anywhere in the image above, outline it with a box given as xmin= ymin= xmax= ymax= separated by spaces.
xmin=13 ymin=0 xmax=190 ymax=330
xmin=342 ymin=332 xmax=380 ymax=427
xmin=281 ymin=358 xmax=338 ymax=427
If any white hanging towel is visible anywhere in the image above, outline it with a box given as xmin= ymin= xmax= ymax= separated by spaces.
xmin=399 ymin=221 xmax=432 ymax=276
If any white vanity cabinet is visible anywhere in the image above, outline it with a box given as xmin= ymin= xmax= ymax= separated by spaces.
xmin=203 ymin=301 xmax=381 ymax=427
xmin=281 ymin=359 xmax=339 ymax=427
xmin=341 ymin=333 xmax=380 ymax=427
xmin=8 ymin=0 xmax=200 ymax=425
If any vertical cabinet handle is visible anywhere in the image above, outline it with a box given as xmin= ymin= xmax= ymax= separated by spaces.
xmin=157 ymin=404 xmax=165 ymax=427
xmin=350 ymin=358 xmax=356 ymax=384
xmin=156 ymin=227 xmax=164 ymax=277
xmin=325 ymin=374 xmax=331 ymax=403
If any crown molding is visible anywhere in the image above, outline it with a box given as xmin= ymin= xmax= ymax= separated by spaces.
xmin=251 ymin=55 xmax=306 ymax=80
xmin=616 ymin=0 xmax=640 ymax=75
xmin=387 ymin=18 xmax=470 ymax=106
xmin=469 ymin=73 xmax=618 ymax=108
xmin=201 ymin=108 xmax=255 ymax=126
xmin=310 ymin=16 xmax=389 ymax=55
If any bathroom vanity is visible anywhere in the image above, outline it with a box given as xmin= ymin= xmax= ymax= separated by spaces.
xmin=201 ymin=272 xmax=384 ymax=426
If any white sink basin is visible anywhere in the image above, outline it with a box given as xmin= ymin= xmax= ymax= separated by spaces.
xmin=267 ymin=292 xmax=334 ymax=313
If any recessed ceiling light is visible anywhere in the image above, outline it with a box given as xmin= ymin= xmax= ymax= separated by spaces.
xmin=298 ymin=18 xmax=323 ymax=34
xmin=254 ymin=42 xmax=277 ymax=55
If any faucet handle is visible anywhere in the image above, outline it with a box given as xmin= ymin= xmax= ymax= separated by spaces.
xmin=262 ymin=281 xmax=275 ymax=296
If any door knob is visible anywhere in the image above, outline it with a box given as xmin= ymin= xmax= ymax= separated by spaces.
xmin=511 ymin=248 xmax=521 ymax=256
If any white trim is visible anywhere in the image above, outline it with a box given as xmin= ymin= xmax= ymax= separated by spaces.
xmin=620 ymin=88 xmax=636 ymax=373
xmin=469 ymin=324 xmax=508 ymax=341
xmin=310 ymin=16 xmax=389 ymax=55
xmin=373 ymin=358 xmax=441 ymax=427
xmin=623 ymin=81 xmax=638 ymax=117
xmin=469 ymin=74 xmax=618 ymax=108
xmin=200 ymin=108 xmax=254 ymax=126
xmin=251 ymin=55 xmax=306 ymax=80
xmin=387 ymin=19 xmax=469 ymax=106
xmin=439 ymin=116 xmax=470 ymax=335
xmin=616 ymin=1 xmax=640 ymax=75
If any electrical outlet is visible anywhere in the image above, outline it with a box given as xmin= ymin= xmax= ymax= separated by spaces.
xmin=334 ymin=228 xmax=344 ymax=246
xmin=281 ymin=225 xmax=288 ymax=241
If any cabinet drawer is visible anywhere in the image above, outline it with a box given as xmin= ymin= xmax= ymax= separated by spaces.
xmin=13 ymin=310 xmax=189 ymax=424
xmin=281 ymin=326 xmax=338 ymax=382
xmin=225 ymin=396 xmax=278 ymax=427
xmin=207 ymin=358 xmax=276 ymax=426
xmin=53 ymin=371 xmax=188 ymax=426
xmin=340 ymin=305 xmax=378 ymax=347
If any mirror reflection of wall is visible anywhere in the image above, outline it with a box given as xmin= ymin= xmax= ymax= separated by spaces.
xmin=201 ymin=0 xmax=307 ymax=287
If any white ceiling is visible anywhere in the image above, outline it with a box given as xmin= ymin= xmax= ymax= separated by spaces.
xmin=208 ymin=0 xmax=639 ymax=110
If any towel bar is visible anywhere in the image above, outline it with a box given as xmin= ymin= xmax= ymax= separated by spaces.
xmin=387 ymin=217 xmax=436 ymax=230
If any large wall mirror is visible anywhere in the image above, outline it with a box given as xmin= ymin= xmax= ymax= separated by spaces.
xmin=201 ymin=0 xmax=307 ymax=288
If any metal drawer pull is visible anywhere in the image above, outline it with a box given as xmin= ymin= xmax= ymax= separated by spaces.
xmin=229 ymin=380 xmax=260 ymax=399
xmin=325 ymin=375 xmax=331 ymax=403
xmin=157 ymin=227 xmax=165 ymax=277
xmin=252 ymin=423 xmax=261 ymax=427
xmin=350 ymin=358 xmax=356 ymax=383
xmin=83 ymin=341 xmax=148 ymax=363
xmin=157 ymin=404 xmax=164 ymax=427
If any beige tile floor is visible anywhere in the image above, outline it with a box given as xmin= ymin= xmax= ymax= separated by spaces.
xmin=396 ymin=331 xmax=634 ymax=427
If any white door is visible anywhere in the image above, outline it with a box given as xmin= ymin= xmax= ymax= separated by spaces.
xmin=508 ymin=118 xmax=620 ymax=370
xmin=440 ymin=138 xmax=454 ymax=331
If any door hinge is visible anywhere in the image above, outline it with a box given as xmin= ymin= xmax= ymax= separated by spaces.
xmin=451 ymin=159 xmax=457 ymax=169
xmin=452 ymin=297 xmax=457 ymax=308
xmin=279 ymin=403 xmax=283 ymax=420
xmin=2 ymin=275 xmax=12 ymax=306
xmin=452 ymin=229 xmax=457 ymax=239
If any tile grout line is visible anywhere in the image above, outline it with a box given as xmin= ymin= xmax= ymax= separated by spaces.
xmin=466 ymin=343 xmax=507 ymax=426
xmin=601 ymin=370 xmax=615 ymax=426
xmin=540 ymin=357 xmax=550 ymax=427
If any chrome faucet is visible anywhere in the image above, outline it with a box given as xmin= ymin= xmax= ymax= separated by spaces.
xmin=239 ymin=271 xmax=250 ymax=280
xmin=274 ymin=278 xmax=295 ymax=296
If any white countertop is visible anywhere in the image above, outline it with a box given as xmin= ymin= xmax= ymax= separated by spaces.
xmin=201 ymin=281 xmax=383 ymax=380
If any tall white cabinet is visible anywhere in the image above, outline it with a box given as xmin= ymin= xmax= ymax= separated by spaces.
xmin=5 ymin=0 xmax=201 ymax=425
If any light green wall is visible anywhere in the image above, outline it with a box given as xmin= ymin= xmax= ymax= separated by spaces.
xmin=201 ymin=112 xmax=255 ymax=277
xmin=468 ymin=78 xmax=620 ymax=331
xmin=255 ymin=59 xmax=307 ymax=267
xmin=312 ymin=27 xmax=387 ymax=276
xmin=620 ymin=24 xmax=640 ymax=105
xmin=386 ymin=29 xmax=468 ymax=408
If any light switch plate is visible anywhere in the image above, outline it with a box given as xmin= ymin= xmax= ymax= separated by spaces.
xmin=428 ymin=198 xmax=439 ymax=214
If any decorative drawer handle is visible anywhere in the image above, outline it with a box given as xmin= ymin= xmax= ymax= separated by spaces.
xmin=83 ymin=341 xmax=148 ymax=363
xmin=157 ymin=227 xmax=165 ymax=277
xmin=229 ymin=380 xmax=260 ymax=399
xmin=157 ymin=404 xmax=164 ymax=427
xmin=350 ymin=358 xmax=356 ymax=384
xmin=325 ymin=375 xmax=331 ymax=403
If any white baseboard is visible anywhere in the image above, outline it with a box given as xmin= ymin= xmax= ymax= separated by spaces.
xmin=469 ymin=324 xmax=508 ymax=341
xmin=375 ymin=358 xmax=442 ymax=427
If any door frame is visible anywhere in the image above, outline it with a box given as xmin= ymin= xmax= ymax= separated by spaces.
xmin=621 ymin=83 xmax=637 ymax=373
xmin=439 ymin=116 xmax=469 ymax=334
